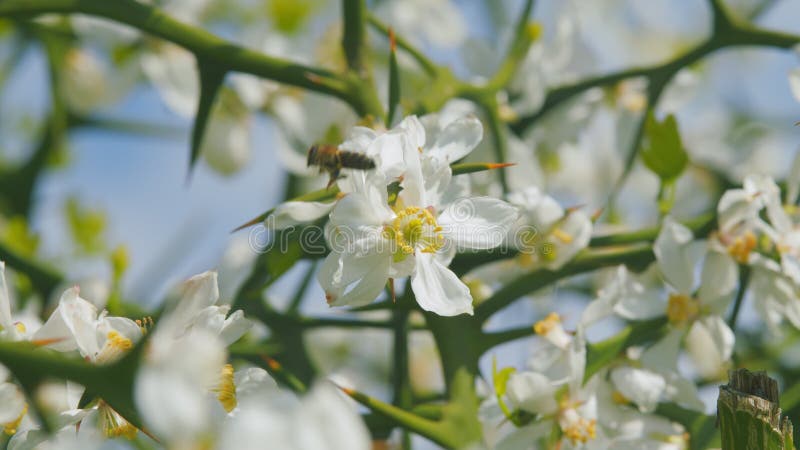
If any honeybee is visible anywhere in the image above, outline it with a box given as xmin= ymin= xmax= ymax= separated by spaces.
xmin=306 ymin=144 xmax=376 ymax=188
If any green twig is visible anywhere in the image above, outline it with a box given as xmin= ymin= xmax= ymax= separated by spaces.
xmin=367 ymin=14 xmax=439 ymax=76
xmin=0 ymin=0 xmax=383 ymax=116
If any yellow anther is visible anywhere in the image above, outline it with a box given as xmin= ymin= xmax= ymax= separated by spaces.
xmin=214 ymin=364 xmax=237 ymax=413
xmin=14 ymin=322 xmax=25 ymax=334
xmin=562 ymin=417 xmax=597 ymax=445
xmin=100 ymin=401 xmax=137 ymax=439
xmin=551 ymin=227 xmax=573 ymax=244
xmin=667 ymin=294 xmax=699 ymax=325
xmin=96 ymin=331 xmax=133 ymax=364
xmin=3 ymin=403 xmax=26 ymax=435
xmin=534 ymin=312 xmax=561 ymax=335
xmin=728 ymin=231 xmax=757 ymax=264
xmin=384 ymin=206 xmax=444 ymax=261
xmin=612 ymin=390 xmax=630 ymax=405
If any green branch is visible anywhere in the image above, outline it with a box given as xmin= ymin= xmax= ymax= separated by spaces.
xmin=367 ymin=14 xmax=439 ymax=76
xmin=342 ymin=0 xmax=367 ymax=73
xmin=475 ymin=243 xmax=654 ymax=322
xmin=511 ymin=23 xmax=800 ymax=134
xmin=0 ymin=0 xmax=383 ymax=116
xmin=0 ymin=243 xmax=63 ymax=299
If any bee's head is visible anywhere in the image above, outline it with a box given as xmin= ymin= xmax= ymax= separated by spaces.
xmin=307 ymin=145 xmax=318 ymax=167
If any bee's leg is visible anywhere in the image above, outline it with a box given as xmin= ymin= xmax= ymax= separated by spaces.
xmin=326 ymin=168 xmax=341 ymax=189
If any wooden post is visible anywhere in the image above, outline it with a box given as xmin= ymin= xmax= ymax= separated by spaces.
xmin=717 ymin=369 xmax=794 ymax=450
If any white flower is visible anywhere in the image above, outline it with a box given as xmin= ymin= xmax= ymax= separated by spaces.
xmin=162 ymin=271 xmax=252 ymax=345
xmin=217 ymin=381 xmax=371 ymax=450
xmin=135 ymin=327 xmax=227 ymax=446
xmin=491 ymin=326 xmax=603 ymax=449
xmin=318 ymin=116 xmax=517 ymax=316
xmin=32 ymin=287 xmax=142 ymax=364
xmin=201 ymin=92 xmax=252 ymax=176
xmin=509 ymin=186 xmax=592 ymax=271
xmin=0 ymin=381 xmax=27 ymax=436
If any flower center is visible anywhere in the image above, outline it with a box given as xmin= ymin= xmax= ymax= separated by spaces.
xmin=95 ymin=331 xmax=133 ymax=364
xmin=213 ymin=364 xmax=237 ymax=413
xmin=667 ymin=294 xmax=699 ymax=324
xmin=728 ymin=231 xmax=756 ymax=264
xmin=559 ymin=408 xmax=597 ymax=445
xmin=533 ymin=312 xmax=561 ymax=335
xmin=3 ymin=403 xmax=26 ymax=435
xmin=384 ymin=206 xmax=444 ymax=262
xmin=99 ymin=401 xmax=137 ymax=439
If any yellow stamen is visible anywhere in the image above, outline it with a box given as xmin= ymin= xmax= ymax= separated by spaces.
xmin=96 ymin=330 xmax=133 ymax=364
xmin=666 ymin=294 xmax=699 ymax=325
xmin=534 ymin=312 xmax=561 ymax=335
xmin=562 ymin=417 xmax=597 ymax=444
xmin=728 ymin=231 xmax=757 ymax=264
xmin=135 ymin=316 xmax=154 ymax=335
xmin=611 ymin=390 xmax=630 ymax=405
xmin=551 ymin=227 xmax=573 ymax=244
xmin=3 ymin=403 xmax=26 ymax=435
xmin=14 ymin=322 xmax=25 ymax=334
xmin=214 ymin=364 xmax=237 ymax=413
xmin=383 ymin=206 xmax=444 ymax=262
xmin=100 ymin=401 xmax=137 ymax=439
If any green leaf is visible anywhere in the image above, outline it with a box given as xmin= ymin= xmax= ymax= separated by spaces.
xmin=386 ymin=28 xmax=400 ymax=127
xmin=640 ymin=111 xmax=689 ymax=182
xmin=65 ymin=197 xmax=106 ymax=255
xmin=189 ymin=60 xmax=227 ymax=177
xmin=493 ymin=366 xmax=516 ymax=397
xmin=584 ymin=318 xmax=667 ymax=383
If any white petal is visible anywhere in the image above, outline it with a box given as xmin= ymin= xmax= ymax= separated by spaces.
xmin=411 ymin=252 xmax=473 ymax=316
xmin=324 ymin=251 xmax=391 ymax=308
xmin=140 ymin=44 xmax=198 ymax=117
xmin=697 ymin=249 xmax=738 ymax=312
xmin=269 ymin=201 xmax=335 ymax=230
xmin=505 ymin=371 xmax=557 ymax=414
xmin=293 ymin=383 xmax=371 ymax=450
xmin=790 ymin=68 xmax=800 ymax=103
xmin=427 ymin=115 xmax=483 ymax=163
xmin=641 ymin=328 xmax=684 ymax=374
xmin=202 ymin=101 xmax=251 ymax=176
xmin=0 ymin=382 xmax=26 ymax=424
xmin=686 ymin=316 xmax=734 ymax=379
xmin=717 ymin=189 xmax=759 ymax=235
xmin=330 ymin=191 xmax=386 ymax=229
xmin=0 ymin=261 xmax=12 ymax=330
xmin=508 ymin=186 xmax=564 ymax=231
xmin=654 ymin=216 xmax=696 ymax=294
xmin=495 ymin=422 xmax=553 ymax=450
xmin=173 ymin=271 xmax=220 ymax=321
xmin=541 ymin=210 xmax=593 ymax=271
xmin=220 ymin=309 xmax=253 ymax=345
xmin=33 ymin=288 xmax=99 ymax=356
xmin=439 ymin=197 xmax=519 ymax=250
xmin=610 ymin=367 xmax=665 ymax=413
xmin=788 ymin=150 xmax=800 ymax=205
xmin=663 ymin=372 xmax=705 ymax=412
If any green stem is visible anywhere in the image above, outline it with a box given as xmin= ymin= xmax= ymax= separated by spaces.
xmin=475 ymin=243 xmax=654 ymax=323
xmin=342 ymin=0 xmax=367 ymax=73
xmin=367 ymin=14 xmax=439 ymax=76
xmin=482 ymin=0 xmax=536 ymax=92
xmin=391 ymin=303 xmax=412 ymax=449
xmin=511 ymin=23 xmax=800 ymax=134
xmin=0 ymin=242 xmax=63 ymax=300
xmin=0 ymin=0 xmax=384 ymax=116
xmin=728 ymin=265 xmax=751 ymax=333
